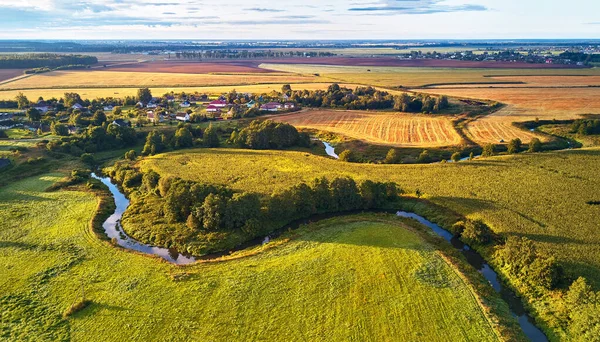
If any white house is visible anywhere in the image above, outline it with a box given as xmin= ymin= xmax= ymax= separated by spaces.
xmin=103 ymin=105 xmax=114 ymax=111
xmin=180 ymin=101 xmax=191 ymax=108
xmin=175 ymin=112 xmax=191 ymax=122
xmin=71 ymin=103 xmax=84 ymax=110
xmin=284 ymin=102 xmax=296 ymax=110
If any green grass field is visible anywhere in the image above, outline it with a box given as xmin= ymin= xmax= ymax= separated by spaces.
xmin=0 ymin=174 xmax=506 ymax=341
xmin=141 ymin=148 xmax=600 ymax=288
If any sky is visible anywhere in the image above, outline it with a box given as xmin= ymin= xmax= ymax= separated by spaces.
xmin=0 ymin=0 xmax=598 ymax=40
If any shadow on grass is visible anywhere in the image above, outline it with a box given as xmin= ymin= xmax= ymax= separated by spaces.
xmin=0 ymin=240 xmax=38 ymax=250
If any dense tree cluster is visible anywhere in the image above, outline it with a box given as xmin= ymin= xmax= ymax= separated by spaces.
xmin=571 ymin=119 xmax=600 ymax=135
xmin=495 ymin=236 xmax=562 ymax=290
xmin=288 ymin=84 xmax=449 ymax=113
xmin=111 ymin=163 xmax=402 ymax=250
xmin=174 ymin=50 xmax=335 ymax=60
xmin=562 ymin=277 xmax=600 ymax=340
xmin=232 ymin=120 xmax=310 ymax=149
xmin=46 ymin=123 xmax=138 ymax=156
xmin=141 ymin=124 xmax=205 ymax=156
xmin=0 ymin=54 xmax=97 ymax=69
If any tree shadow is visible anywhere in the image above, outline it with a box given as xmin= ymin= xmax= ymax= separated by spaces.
xmin=429 ymin=196 xmax=497 ymax=214
xmin=0 ymin=240 xmax=38 ymax=250
xmin=510 ymin=232 xmax=587 ymax=245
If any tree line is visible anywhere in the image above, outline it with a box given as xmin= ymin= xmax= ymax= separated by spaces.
xmin=571 ymin=119 xmax=600 ymax=135
xmin=109 ymin=162 xmax=402 ymax=254
xmin=287 ymin=84 xmax=449 ymax=113
xmin=0 ymin=53 xmax=97 ymax=69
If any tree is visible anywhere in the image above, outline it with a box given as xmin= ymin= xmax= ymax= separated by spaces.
xmin=330 ymin=177 xmax=362 ymax=211
xmin=417 ymin=150 xmax=431 ymax=163
xmin=460 ymin=220 xmax=493 ymax=245
xmin=92 ymin=110 xmax=107 ymax=126
xmin=201 ymin=193 xmax=227 ymax=231
xmin=137 ymin=88 xmax=152 ymax=104
xmin=124 ymin=150 xmax=137 ymax=161
xmin=203 ymin=123 xmax=220 ymax=147
xmin=338 ymin=149 xmax=355 ymax=162
xmin=15 ymin=92 xmax=29 ymax=109
xmin=113 ymin=106 xmax=122 ymax=115
xmin=26 ymin=108 xmax=41 ymax=122
xmin=384 ymin=148 xmax=399 ymax=164
xmin=80 ymin=153 xmax=95 ymax=166
xmin=281 ymin=84 xmax=292 ymax=95
xmin=469 ymin=152 xmax=474 ymax=160
xmin=482 ymin=144 xmax=496 ymax=157
xmin=63 ymin=92 xmax=82 ymax=107
xmin=174 ymin=127 xmax=193 ymax=148
xmin=529 ymin=138 xmax=542 ymax=152
xmin=507 ymin=138 xmax=522 ymax=154
xmin=142 ymin=130 xmax=166 ymax=156
xmin=451 ymin=152 xmax=461 ymax=162
xmin=50 ymin=122 xmax=69 ymax=136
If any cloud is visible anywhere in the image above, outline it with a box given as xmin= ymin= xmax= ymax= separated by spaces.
xmin=348 ymin=0 xmax=487 ymax=14
xmin=245 ymin=8 xmax=285 ymax=12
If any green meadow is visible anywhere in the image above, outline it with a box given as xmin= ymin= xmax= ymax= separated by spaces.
xmin=0 ymin=174 xmax=506 ymax=341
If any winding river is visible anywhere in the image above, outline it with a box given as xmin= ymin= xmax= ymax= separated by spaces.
xmin=92 ymin=173 xmax=547 ymax=341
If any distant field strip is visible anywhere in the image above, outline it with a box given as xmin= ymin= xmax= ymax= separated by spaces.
xmin=259 ymin=63 xmax=600 ymax=88
xmin=274 ymin=110 xmax=462 ymax=147
xmin=0 ymin=83 xmax=355 ymax=100
xmin=0 ymin=70 xmax=322 ymax=90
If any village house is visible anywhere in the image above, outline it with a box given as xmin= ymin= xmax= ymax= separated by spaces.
xmin=34 ymin=101 xmax=52 ymax=113
xmin=209 ymin=100 xmax=228 ymax=108
xmin=103 ymin=105 xmax=114 ymax=112
xmin=71 ymin=103 xmax=84 ymax=110
xmin=166 ymin=95 xmax=175 ymax=102
xmin=260 ymin=102 xmax=283 ymax=112
xmin=206 ymin=105 xmax=221 ymax=114
xmin=180 ymin=101 xmax=191 ymax=108
xmin=284 ymin=102 xmax=296 ymax=110
xmin=246 ymin=100 xmax=256 ymax=108
xmin=175 ymin=112 xmax=191 ymax=122
xmin=136 ymin=101 xmax=145 ymax=108
xmin=112 ymin=119 xmax=131 ymax=127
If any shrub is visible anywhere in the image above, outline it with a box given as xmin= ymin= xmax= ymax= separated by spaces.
xmin=417 ymin=150 xmax=431 ymax=163
xmin=124 ymin=150 xmax=137 ymax=161
xmin=338 ymin=149 xmax=355 ymax=162
xmin=481 ymin=144 xmax=495 ymax=157
xmin=384 ymin=148 xmax=399 ymax=164
xmin=80 ymin=153 xmax=95 ymax=166
xmin=507 ymin=138 xmax=522 ymax=154
xmin=529 ymin=138 xmax=542 ymax=152
xmin=63 ymin=299 xmax=91 ymax=318
xmin=450 ymin=152 xmax=461 ymax=162
xmin=460 ymin=219 xmax=494 ymax=245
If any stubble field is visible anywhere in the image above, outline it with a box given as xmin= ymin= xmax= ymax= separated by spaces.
xmin=273 ymin=110 xmax=463 ymax=147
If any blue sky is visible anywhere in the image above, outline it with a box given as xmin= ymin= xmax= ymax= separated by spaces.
xmin=0 ymin=0 xmax=598 ymax=39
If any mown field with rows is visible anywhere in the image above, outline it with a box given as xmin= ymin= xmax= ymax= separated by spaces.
xmin=273 ymin=110 xmax=463 ymax=147
xmin=0 ymin=174 xmax=503 ymax=341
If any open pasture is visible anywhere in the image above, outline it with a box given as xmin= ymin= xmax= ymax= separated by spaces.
xmin=259 ymin=63 xmax=600 ymax=88
xmin=0 ymin=174 xmax=502 ymax=341
xmin=273 ymin=110 xmax=462 ymax=147
xmin=0 ymin=82 xmax=349 ymax=101
xmin=0 ymin=70 xmax=320 ymax=91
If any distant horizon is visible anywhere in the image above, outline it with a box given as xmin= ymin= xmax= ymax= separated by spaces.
xmin=1 ymin=0 xmax=598 ymax=40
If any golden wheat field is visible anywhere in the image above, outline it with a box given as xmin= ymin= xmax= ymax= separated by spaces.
xmin=0 ymin=70 xmax=321 ymax=91
xmin=427 ymin=75 xmax=600 ymax=88
xmin=273 ymin=109 xmax=462 ymax=147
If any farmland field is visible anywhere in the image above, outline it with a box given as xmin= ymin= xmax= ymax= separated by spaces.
xmin=0 ymin=174 xmax=503 ymax=341
xmin=273 ymin=109 xmax=462 ymax=147
xmin=259 ymin=63 xmax=600 ymax=88
xmin=0 ymin=70 xmax=321 ymax=91
xmin=0 ymin=69 xmax=24 ymax=83
xmin=0 ymin=82 xmax=350 ymax=101
xmin=105 ymin=60 xmax=279 ymax=74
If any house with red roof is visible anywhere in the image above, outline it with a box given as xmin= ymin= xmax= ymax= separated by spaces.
xmin=260 ymin=102 xmax=283 ymax=112
xmin=209 ymin=100 xmax=228 ymax=108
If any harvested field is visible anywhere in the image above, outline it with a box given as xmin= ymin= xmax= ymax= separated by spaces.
xmin=273 ymin=110 xmax=462 ymax=147
xmin=0 ymin=70 xmax=320 ymax=91
xmin=427 ymin=75 xmax=600 ymax=88
xmin=0 ymin=69 xmax=24 ymax=83
xmin=420 ymin=87 xmax=600 ymax=121
xmin=260 ymin=64 xmax=600 ymax=88
xmin=106 ymin=60 xmax=278 ymax=74
xmin=0 ymin=83 xmax=352 ymax=100
xmin=466 ymin=116 xmax=543 ymax=144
